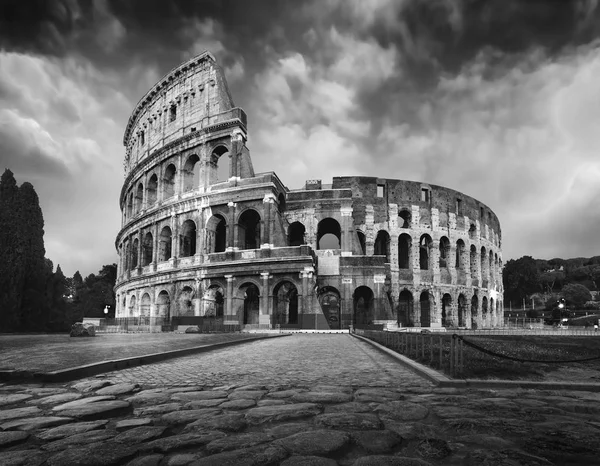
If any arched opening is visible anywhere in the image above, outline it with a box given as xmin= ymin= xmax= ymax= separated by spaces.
xmin=439 ymin=236 xmax=450 ymax=269
xmin=183 ymin=154 xmax=200 ymax=192
xmin=180 ymin=220 xmax=197 ymax=257
xmin=482 ymin=296 xmax=488 ymax=327
xmin=147 ymin=174 xmax=158 ymax=206
xmin=157 ymin=290 xmax=170 ymax=321
xmin=212 ymin=145 xmax=230 ymax=183
xmin=178 ymin=286 xmax=194 ymax=316
xmin=238 ymin=209 xmax=261 ymax=250
xmin=398 ymin=233 xmax=411 ymax=269
xmin=273 ymin=281 xmax=299 ymax=326
xmin=206 ymin=215 xmax=227 ymax=253
xmin=490 ymin=297 xmax=495 ymax=326
xmin=140 ymin=293 xmax=151 ymax=318
xmin=127 ymin=192 xmax=133 ymax=219
xmin=442 ymin=293 xmax=452 ymax=327
xmin=288 ymin=222 xmax=306 ymax=247
xmin=202 ymin=286 xmax=224 ymax=318
xmin=125 ymin=243 xmax=131 ymax=271
xmin=354 ymin=286 xmax=374 ymax=327
xmin=142 ymin=232 xmax=153 ymax=266
xmin=132 ymin=238 xmax=139 ymax=268
xmin=399 ymin=209 xmax=411 ymax=228
xmin=356 ymin=230 xmax=366 ymax=255
xmin=318 ymin=286 xmax=341 ymax=329
xmin=135 ymin=183 xmax=143 ymax=213
xmin=489 ymin=250 xmax=494 ymax=286
xmin=277 ymin=193 xmax=286 ymax=213
xmin=159 ymin=226 xmax=172 ymax=261
xmin=469 ymin=223 xmax=476 ymax=240
xmin=419 ymin=235 xmax=432 ymax=270
xmin=240 ymin=283 xmax=260 ymax=325
xmin=471 ymin=295 xmax=479 ymax=329
xmin=398 ymin=290 xmax=413 ymax=326
xmin=480 ymin=246 xmax=487 ymax=280
xmin=129 ymin=295 xmax=137 ymax=317
xmin=458 ymin=294 xmax=467 ymax=327
xmin=317 ymin=218 xmax=341 ymax=249
xmin=163 ymin=164 xmax=176 ymax=199
xmin=374 ymin=230 xmax=390 ymax=262
xmin=470 ymin=245 xmax=477 ymax=276
xmin=420 ymin=292 xmax=431 ymax=327
xmin=455 ymin=239 xmax=465 ymax=269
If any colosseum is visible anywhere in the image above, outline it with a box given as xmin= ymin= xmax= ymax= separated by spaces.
xmin=114 ymin=51 xmax=504 ymax=330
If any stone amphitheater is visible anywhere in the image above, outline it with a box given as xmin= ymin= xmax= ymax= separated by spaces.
xmin=114 ymin=51 xmax=503 ymax=330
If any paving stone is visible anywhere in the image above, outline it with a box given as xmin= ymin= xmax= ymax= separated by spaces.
xmin=0 ymin=393 xmax=33 ymax=406
xmin=167 ymin=453 xmax=200 ymax=465
xmin=0 ymin=449 xmax=47 ymax=466
xmin=46 ymin=441 xmax=138 ymax=466
xmin=267 ymin=389 xmax=303 ymax=399
xmin=352 ymin=456 xmax=433 ymax=465
xmin=311 ymin=384 xmax=354 ymax=394
xmin=126 ymin=391 xmax=171 ymax=405
xmin=114 ymin=426 xmax=168 ymax=444
xmin=415 ymin=438 xmax=452 ymax=460
xmin=206 ymin=432 xmax=273 ymax=454
xmin=246 ymin=403 xmax=321 ymax=424
xmin=28 ymin=393 xmax=83 ymax=406
xmin=42 ymin=430 xmax=116 ymax=452
xmin=166 ymin=386 xmax=203 ymax=393
xmin=95 ymin=383 xmax=139 ymax=396
xmin=351 ymin=430 xmax=403 ymax=453
xmin=292 ymin=391 xmax=353 ymax=404
xmin=219 ymin=399 xmax=256 ymax=409
xmin=265 ymin=422 xmax=314 ymax=439
xmin=125 ymin=454 xmax=164 ymax=466
xmin=36 ymin=420 xmax=109 ymax=441
xmin=280 ymin=456 xmax=338 ymax=466
xmin=161 ymin=408 xmax=221 ymax=425
xmin=135 ymin=402 xmax=182 ymax=416
xmin=316 ymin=413 xmax=383 ymax=430
xmin=354 ymin=388 xmax=404 ymax=403
xmin=227 ymin=390 xmax=266 ymax=401
xmin=141 ymin=432 xmax=226 ymax=453
xmin=52 ymin=395 xmax=116 ymax=411
xmin=71 ymin=380 xmax=112 ymax=392
xmin=325 ymin=402 xmax=373 ymax=413
xmin=257 ymin=399 xmax=286 ymax=407
xmin=171 ymin=390 xmax=228 ymax=401
xmin=376 ymin=401 xmax=429 ymax=421
xmin=187 ymin=399 xmax=225 ymax=408
xmin=274 ymin=429 xmax=350 ymax=456
xmin=115 ymin=418 xmax=154 ymax=431
xmin=191 ymin=444 xmax=288 ymax=466
xmin=463 ymin=449 xmax=554 ymax=466
xmin=54 ymin=400 xmax=131 ymax=420
xmin=431 ymin=406 xmax=483 ymax=419
xmin=1 ymin=416 xmax=74 ymax=431
xmin=24 ymin=387 xmax=68 ymax=396
xmin=0 ymin=406 xmax=42 ymax=421
xmin=0 ymin=431 xmax=29 ymax=448
xmin=185 ymin=413 xmax=247 ymax=432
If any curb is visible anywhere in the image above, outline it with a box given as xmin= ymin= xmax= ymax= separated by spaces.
xmin=351 ymin=333 xmax=600 ymax=392
xmin=0 ymin=334 xmax=289 ymax=383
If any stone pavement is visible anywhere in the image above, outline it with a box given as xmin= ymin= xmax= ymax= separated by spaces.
xmin=1 ymin=334 xmax=600 ymax=465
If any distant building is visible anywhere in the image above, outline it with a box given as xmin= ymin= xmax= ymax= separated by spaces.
xmin=114 ymin=52 xmax=504 ymax=329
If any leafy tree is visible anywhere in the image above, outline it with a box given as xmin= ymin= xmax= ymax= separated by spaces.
xmin=503 ymin=256 xmax=540 ymax=305
xmin=561 ymin=284 xmax=592 ymax=309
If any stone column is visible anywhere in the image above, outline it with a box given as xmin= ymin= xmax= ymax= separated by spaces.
xmin=260 ymin=272 xmax=271 ymax=327
xmin=431 ymin=239 xmax=440 ymax=281
xmin=340 ymin=206 xmax=353 ymax=256
xmin=411 ymin=237 xmax=421 ymax=286
xmin=228 ymin=201 xmax=237 ymax=251
xmin=152 ymin=223 xmax=159 ymax=271
xmin=224 ymin=275 xmax=236 ymax=324
xmin=262 ymin=194 xmax=274 ymax=247
xmin=137 ymin=230 xmax=143 ymax=273
xmin=365 ymin=205 xmax=374 ymax=255
xmin=171 ymin=213 xmax=179 ymax=267
xmin=390 ymin=235 xmax=399 ymax=271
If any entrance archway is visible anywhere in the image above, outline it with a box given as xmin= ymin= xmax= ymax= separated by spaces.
xmin=420 ymin=292 xmax=431 ymax=327
xmin=318 ymin=287 xmax=340 ymax=329
xmin=238 ymin=210 xmax=261 ymax=250
xmin=202 ymin=286 xmax=224 ymax=318
xmin=240 ymin=283 xmax=260 ymax=325
xmin=178 ymin=286 xmax=194 ymax=316
xmin=398 ymin=290 xmax=413 ymax=326
xmin=273 ymin=281 xmax=299 ymax=326
xmin=442 ymin=293 xmax=452 ymax=327
xmin=458 ymin=294 xmax=467 ymax=327
xmin=157 ymin=290 xmax=170 ymax=321
xmin=471 ymin=295 xmax=479 ymax=329
xmin=354 ymin=286 xmax=374 ymax=326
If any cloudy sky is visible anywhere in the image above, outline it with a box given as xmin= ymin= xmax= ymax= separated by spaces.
xmin=1 ymin=0 xmax=600 ymax=278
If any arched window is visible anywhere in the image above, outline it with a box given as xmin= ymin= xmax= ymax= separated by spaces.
xmin=147 ymin=174 xmax=158 ymax=205
xmin=482 ymin=296 xmax=488 ymax=326
xmin=420 ymin=292 xmax=431 ymax=327
xmin=183 ymin=154 xmax=200 ymax=192
xmin=178 ymin=286 xmax=194 ymax=316
xmin=442 ymin=293 xmax=452 ymax=327
xmin=356 ymin=230 xmax=366 ymax=255
xmin=240 ymin=283 xmax=260 ymax=325
xmin=140 ymin=293 xmax=151 ymax=318
xmin=419 ymin=235 xmax=432 ymax=270
xmin=374 ymin=230 xmax=390 ymax=262
xmin=181 ymin=220 xmax=197 ymax=257
xmin=480 ymin=246 xmax=487 ymax=278
xmin=470 ymin=245 xmax=477 ymax=276
xmin=398 ymin=290 xmax=413 ymax=326
xmin=469 ymin=223 xmax=476 ymax=240
xmin=132 ymin=238 xmax=139 ymax=268
xmin=455 ymin=239 xmax=465 ymax=269
xmin=159 ymin=226 xmax=172 ymax=261
xmin=207 ymin=215 xmax=227 ymax=253
xmin=439 ymin=236 xmax=450 ymax=269
xmin=135 ymin=183 xmax=144 ymax=213
xmin=398 ymin=233 xmax=411 ymax=269
xmin=238 ymin=209 xmax=261 ymax=250
xmin=399 ymin=209 xmax=411 ymax=228
xmin=458 ymin=294 xmax=467 ymax=327
xmin=288 ymin=222 xmax=306 ymax=247
xmin=211 ymin=145 xmax=230 ymax=184
xmin=163 ymin=164 xmax=176 ymax=199
xmin=129 ymin=295 xmax=137 ymax=317
xmin=317 ymin=218 xmax=341 ymax=249
xmin=142 ymin=232 xmax=153 ymax=266
xmin=125 ymin=243 xmax=131 ymax=271
xmin=471 ymin=295 xmax=479 ymax=329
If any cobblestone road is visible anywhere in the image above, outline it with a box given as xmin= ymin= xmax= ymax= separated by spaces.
xmin=2 ymin=334 xmax=600 ymax=465
xmin=100 ymin=334 xmax=433 ymax=389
